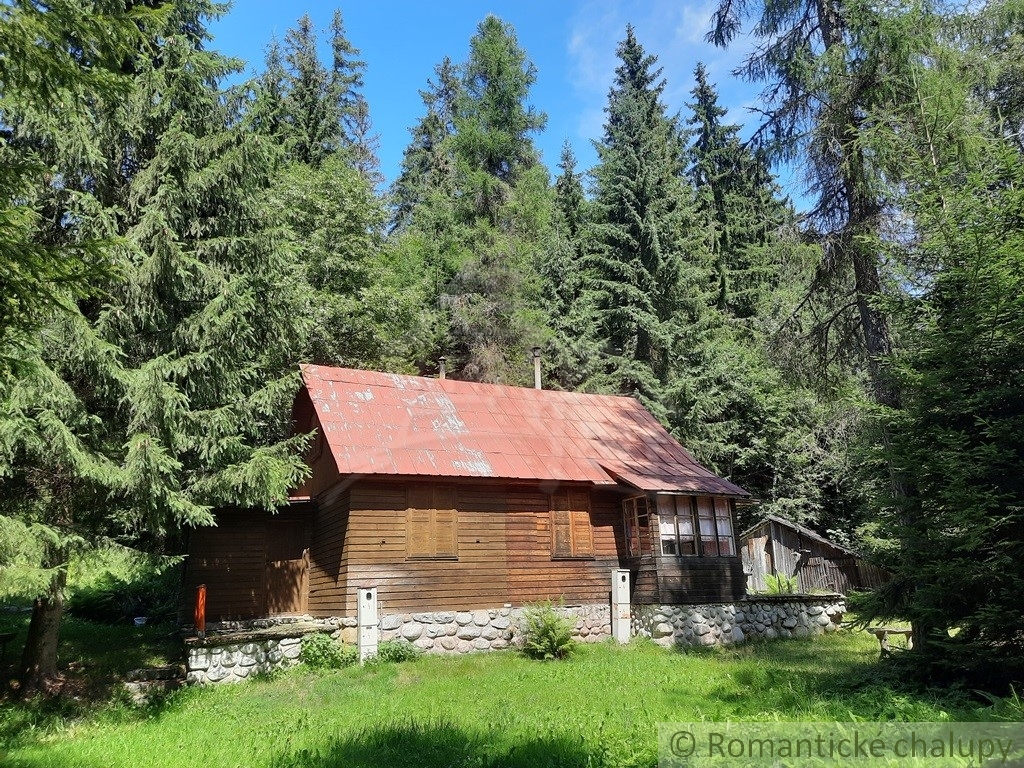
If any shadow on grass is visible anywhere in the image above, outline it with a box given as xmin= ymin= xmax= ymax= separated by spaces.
xmin=0 ymin=614 xmax=185 ymax=749
xmin=269 ymin=720 xmax=616 ymax=768
xmin=667 ymin=632 xmax=990 ymax=719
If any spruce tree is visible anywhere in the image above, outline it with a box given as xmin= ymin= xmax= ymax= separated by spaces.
xmin=0 ymin=0 xmax=155 ymax=374
xmin=588 ymin=26 xmax=704 ymax=414
xmin=390 ymin=57 xmax=461 ymax=232
xmin=387 ymin=17 xmax=551 ymax=384
xmin=451 ymin=14 xmax=547 ymax=226
xmin=685 ymin=63 xmax=788 ymax=319
xmin=541 ymin=142 xmax=600 ymax=390
xmin=329 ymin=9 xmax=379 ymax=183
xmin=1 ymin=1 xmax=309 ymax=692
xmin=281 ymin=14 xmax=339 ymax=167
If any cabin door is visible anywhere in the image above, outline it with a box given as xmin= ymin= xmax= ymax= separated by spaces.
xmin=264 ymin=519 xmax=309 ymax=616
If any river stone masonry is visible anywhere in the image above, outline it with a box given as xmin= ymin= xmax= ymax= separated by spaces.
xmin=379 ymin=603 xmax=611 ymax=653
xmin=632 ymin=595 xmax=845 ymax=648
xmin=185 ymin=606 xmax=611 ymax=683
xmin=184 ymin=619 xmax=351 ymax=685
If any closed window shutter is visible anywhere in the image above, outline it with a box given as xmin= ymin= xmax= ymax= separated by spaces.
xmin=434 ymin=509 xmax=458 ymax=558
xmin=551 ymin=509 xmax=572 ymax=557
xmin=407 ymin=508 xmax=433 ymax=558
xmin=571 ymin=509 xmax=593 ymax=556
xmin=550 ymin=490 xmax=592 ymax=557
xmin=407 ymin=485 xmax=458 ymax=558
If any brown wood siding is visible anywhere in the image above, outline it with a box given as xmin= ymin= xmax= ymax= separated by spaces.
xmin=307 ymin=486 xmax=350 ymax=617
xmin=653 ymin=556 xmax=746 ymax=603
xmin=342 ymin=482 xmax=508 ymax=614
xmin=631 ymin=560 xmax=661 ymax=603
xmin=506 ymin=488 xmax=621 ymax=606
xmin=290 ymin=390 xmax=342 ymax=499
xmin=183 ymin=507 xmax=312 ymax=621
xmin=330 ymin=481 xmax=627 ymax=614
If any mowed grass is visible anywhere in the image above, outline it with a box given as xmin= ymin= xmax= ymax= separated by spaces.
xmin=2 ymin=627 xmax=1015 ymax=768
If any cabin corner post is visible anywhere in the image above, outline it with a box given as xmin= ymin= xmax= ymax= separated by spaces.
xmin=357 ymin=587 xmax=378 ymax=663
xmin=611 ymin=569 xmax=631 ymax=643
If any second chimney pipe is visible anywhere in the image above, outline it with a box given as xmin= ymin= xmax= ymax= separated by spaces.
xmin=439 ymin=357 xmax=446 ymax=381
xmin=532 ymin=347 xmax=542 ymax=390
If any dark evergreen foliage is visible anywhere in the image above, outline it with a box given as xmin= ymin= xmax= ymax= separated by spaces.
xmin=587 ymin=26 xmax=700 ymax=414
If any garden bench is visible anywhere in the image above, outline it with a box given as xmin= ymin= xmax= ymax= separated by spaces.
xmin=866 ymin=627 xmax=913 ymax=656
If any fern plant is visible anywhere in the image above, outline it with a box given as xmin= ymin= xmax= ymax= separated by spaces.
xmin=765 ymin=573 xmax=798 ymax=594
xmin=518 ymin=601 xmax=576 ymax=660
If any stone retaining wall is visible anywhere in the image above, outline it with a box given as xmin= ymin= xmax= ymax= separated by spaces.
xmin=376 ymin=603 xmax=611 ymax=653
xmin=632 ymin=595 xmax=845 ymax=648
xmin=185 ymin=604 xmax=611 ymax=683
xmin=186 ymin=598 xmax=843 ymax=683
xmin=186 ymin=635 xmax=305 ymax=684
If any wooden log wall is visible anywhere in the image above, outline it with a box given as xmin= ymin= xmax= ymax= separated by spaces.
xmin=316 ymin=480 xmax=626 ymax=616
xmin=183 ymin=507 xmax=311 ymax=621
xmin=307 ymin=484 xmax=350 ymax=615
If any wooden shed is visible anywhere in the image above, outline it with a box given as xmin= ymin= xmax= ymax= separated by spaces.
xmin=183 ymin=365 xmax=751 ymax=621
xmin=740 ymin=515 xmax=889 ymax=595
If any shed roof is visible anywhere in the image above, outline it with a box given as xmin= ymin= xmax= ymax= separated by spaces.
xmin=739 ymin=514 xmax=861 ymax=558
xmin=300 ymin=365 xmax=748 ymax=496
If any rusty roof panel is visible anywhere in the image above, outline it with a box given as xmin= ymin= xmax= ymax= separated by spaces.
xmin=299 ymin=365 xmax=748 ymax=495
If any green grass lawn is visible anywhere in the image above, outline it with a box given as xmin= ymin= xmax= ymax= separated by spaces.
xmin=1 ymin=621 xmax=1017 ymax=768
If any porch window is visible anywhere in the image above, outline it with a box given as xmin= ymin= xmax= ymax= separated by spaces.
xmin=406 ymin=485 xmax=458 ymax=559
xmin=623 ymin=496 xmax=650 ymax=558
xmin=550 ymin=490 xmax=593 ymax=558
xmin=656 ymin=495 xmax=735 ymax=557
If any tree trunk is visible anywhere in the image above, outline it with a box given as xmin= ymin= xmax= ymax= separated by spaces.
xmin=19 ymin=565 xmax=66 ymax=695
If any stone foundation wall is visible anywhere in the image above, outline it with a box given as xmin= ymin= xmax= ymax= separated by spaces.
xmin=186 ymin=636 xmax=305 ymax=684
xmin=376 ymin=603 xmax=611 ymax=653
xmin=186 ymin=598 xmax=843 ymax=683
xmin=185 ymin=604 xmax=611 ymax=683
xmin=632 ymin=595 xmax=845 ymax=648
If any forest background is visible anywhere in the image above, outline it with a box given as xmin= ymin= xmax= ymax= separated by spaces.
xmin=1 ymin=0 xmax=1022 ymax=693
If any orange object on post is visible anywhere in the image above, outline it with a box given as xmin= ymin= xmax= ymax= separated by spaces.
xmin=195 ymin=584 xmax=207 ymax=638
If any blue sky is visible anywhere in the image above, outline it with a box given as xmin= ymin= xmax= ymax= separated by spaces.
xmin=209 ymin=0 xmax=779 ymax=192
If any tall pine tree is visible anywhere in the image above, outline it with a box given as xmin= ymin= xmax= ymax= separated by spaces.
xmin=588 ymin=26 xmax=704 ymax=415
xmin=685 ymin=63 xmax=788 ymax=320
xmin=1 ymin=1 xmax=309 ymax=692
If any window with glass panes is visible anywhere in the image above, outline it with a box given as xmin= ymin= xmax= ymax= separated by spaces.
xmin=622 ymin=496 xmax=650 ymax=558
xmin=656 ymin=495 xmax=735 ymax=557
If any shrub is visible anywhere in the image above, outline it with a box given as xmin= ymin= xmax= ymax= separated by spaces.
xmin=300 ymin=633 xmax=358 ymax=669
xmin=518 ymin=601 xmax=576 ymax=660
xmin=67 ymin=567 xmax=180 ymax=624
xmin=369 ymin=639 xmax=422 ymax=664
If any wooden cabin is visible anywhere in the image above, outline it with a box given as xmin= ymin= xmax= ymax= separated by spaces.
xmin=183 ymin=365 xmax=751 ymax=621
xmin=740 ymin=515 xmax=890 ymax=595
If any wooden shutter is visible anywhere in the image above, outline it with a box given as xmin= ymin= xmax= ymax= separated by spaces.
xmin=407 ymin=508 xmax=433 ymax=558
xmin=434 ymin=509 xmax=458 ymax=558
xmin=569 ymin=490 xmax=592 ymax=555
xmin=551 ymin=509 xmax=573 ymax=557
xmin=551 ymin=490 xmax=592 ymax=557
xmin=570 ymin=509 xmax=593 ymax=556
xmin=407 ymin=485 xmax=458 ymax=558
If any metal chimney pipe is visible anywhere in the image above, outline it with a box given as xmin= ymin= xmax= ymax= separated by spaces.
xmin=532 ymin=347 xmax=542 ymax=390
xmin=438 ymin=357 xmax=447 ymax=381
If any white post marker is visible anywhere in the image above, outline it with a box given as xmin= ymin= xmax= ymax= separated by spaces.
xmin=611 ymin=568 xmax=631 ymax=644
xmin=357 ymin=586 xmax=378 ymax=663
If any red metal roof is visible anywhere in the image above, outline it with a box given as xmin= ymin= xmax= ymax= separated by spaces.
xmin=300 ymin=365 xmax=748 ymax=496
